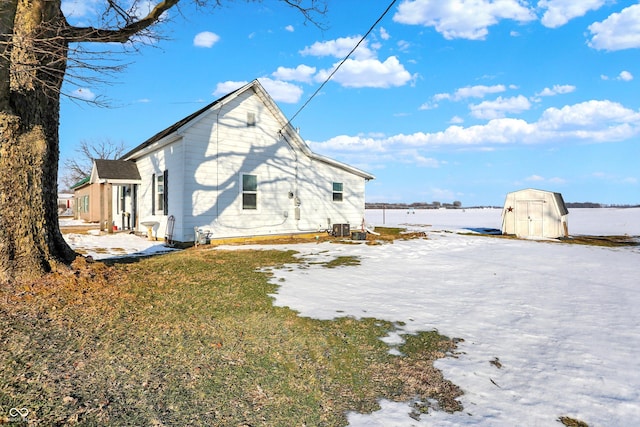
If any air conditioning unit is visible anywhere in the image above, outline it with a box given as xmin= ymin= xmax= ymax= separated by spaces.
xmin=332 ymin=223 xmax=350 ymax=237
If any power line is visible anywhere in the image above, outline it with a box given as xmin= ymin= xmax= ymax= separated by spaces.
xmin=283 ymin=0 xmax=399 ymax=131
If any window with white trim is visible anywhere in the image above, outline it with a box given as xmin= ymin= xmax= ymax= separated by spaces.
xmin=157 ymin=174 xmax=165 ymax=213
xmin=152 ymin=170 xmax=168 ymax=215
xmin=242 ymin=174 xmax=257 ymax=209
xmin=332 ymin=182 xmax=343 ymax=202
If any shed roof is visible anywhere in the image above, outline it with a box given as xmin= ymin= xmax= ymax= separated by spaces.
xmin=507 ymin=188 xmax=569 ymax=216
xmin=551 ymin=192 xmax=569 ymax=216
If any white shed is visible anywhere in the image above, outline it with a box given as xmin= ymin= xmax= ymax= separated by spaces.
xmin=501 ymin=189 xmax=569 ymax=239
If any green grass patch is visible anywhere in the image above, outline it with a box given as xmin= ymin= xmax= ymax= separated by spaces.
xmin=320 ymin=255 xmax=361 ymax=268
xmin=1 ymin=249 xmax=460 ymax=426
xmin=375 ymin=227 xmax=405 ymax=236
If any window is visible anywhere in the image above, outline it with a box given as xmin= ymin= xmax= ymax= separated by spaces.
xmin=332 ymin=182 xmax=343 ymax=202
xmin=157 ymin=174 xmax=164 ymax=212
xmin=247 ymin=112 xmax=256 ymax=127
xmin=80 ymin=195 xmax=89 ymax=213
xmin=242 ymin=174 xmax=257 ymax=209
xmin=152 ymin=170 xmax=169 ymax=215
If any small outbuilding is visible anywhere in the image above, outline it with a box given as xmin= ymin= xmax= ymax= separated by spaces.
xmin=501 ymin=188 xmax=569 ymax=239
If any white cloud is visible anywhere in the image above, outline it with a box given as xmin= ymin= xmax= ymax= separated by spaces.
xmin=193 ymin=31 xmax=220 ymax=48
xmin=310 ymin=100 xmax=640 ymax=156
xmin=256 ymin=78 xmax=303 ymax=104
xmin=380 ymin=27 xmax=390 ymax=40
xmin=454 ymin=84 xmax=507 ymax=100
xmin=61 ymin=0 xmax=100 ymax=18
xmin=526 ymin=175 xmax=545 ymax=182
xmin=393 ymin=0 xmax=535 ymax=40
xmin=285 ymin=25 xmax=295 ymax=32
xmin=536 ymin=84 xmax=576 ymax=97
xmin=397 ymin=40 xmax=411 ymax=52
xmin=272 ymin=64 xmax=317 ymax=83
xmin=588 ymin=4 xmax=640 ymax=51
xmin=315 ymin=56 xmax=413 ymax=89
xmin=618 ymin=71 xmax=634 ymax=81
xmin=449 ymin=116 xmax=464 ymax=124
xmin=213 ymin=79 xmax=303 ymax=104
xmin=300 ymin=36 xmax=375 ymax=60
xmin=433 ymin=85 xmax=507 ymax=103
xmin=391 ymin=149 xmax=442 ymax=167
xmin=71 ymin=87 xmax=96 ymax=101
xmin=470 ymin=95 xmax=531 ymax=120
xmin=419 ymin=101 xmax=438 ymax=110
xmin=538 ymin=0 xmax=607 ymax=28
xmin=213 ymin=81 xmax=248 ymax=97
xmin=538 ymin=100 xmax=640 ymax=132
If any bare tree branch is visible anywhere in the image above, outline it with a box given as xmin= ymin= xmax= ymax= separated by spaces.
xmin=61 ymin=138 xmax=127 ymax=188
xmin=62 ymin=0 xmax=180 ymax=43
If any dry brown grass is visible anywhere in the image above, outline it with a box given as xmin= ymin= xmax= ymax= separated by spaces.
xmin=1 ymin=248 xmax=461 ymax=426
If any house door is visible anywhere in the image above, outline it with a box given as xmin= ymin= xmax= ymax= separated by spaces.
xmin=516 ymin=201 xmax=544 ymax=238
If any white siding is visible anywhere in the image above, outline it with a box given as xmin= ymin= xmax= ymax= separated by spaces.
xmin=129 ymin=84 xmax=370 ymax=243
xmin=134 ymin=140 xmax=185 ymax=240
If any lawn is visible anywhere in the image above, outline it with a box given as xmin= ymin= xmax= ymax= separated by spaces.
xmin=0 ymin=245 xmax=460 ymax=426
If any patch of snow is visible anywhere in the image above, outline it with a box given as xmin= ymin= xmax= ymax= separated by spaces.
xmin=63 ymin=230 xmax=175 ymax=260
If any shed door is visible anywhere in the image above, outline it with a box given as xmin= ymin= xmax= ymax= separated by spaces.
xmin=516 ymin=201 xmax=544 ymax=238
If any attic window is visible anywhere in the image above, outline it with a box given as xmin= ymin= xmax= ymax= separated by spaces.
xmin=332 ymin=182 xmax=343 ymax=202
xmin=247 ymin=112 xmax=256 ymax=127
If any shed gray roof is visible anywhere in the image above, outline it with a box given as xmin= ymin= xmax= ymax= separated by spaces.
xmin=94 ymin=159 xmax=141 ymax=181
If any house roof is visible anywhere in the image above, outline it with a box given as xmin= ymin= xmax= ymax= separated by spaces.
xmin=71 ymin=176 xmax=90 ymax=190
xmin=121 ymin=79 xmax=375 ymax=181
xmin=92 ymin=159 xmax=142 ymax=182
xmin=120 ymin=87 xmax=240 ymax=161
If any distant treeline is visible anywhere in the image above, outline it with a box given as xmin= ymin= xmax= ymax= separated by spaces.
xmin=366 ymin=201 xmax=465 ymax=210
xmin=565 ymin=202 xmax=640 ymax=208
xmin=366 ymin=202 xmax=639 ymax=209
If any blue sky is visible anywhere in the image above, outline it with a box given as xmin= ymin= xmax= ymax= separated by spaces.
xmin=59 ymin=0 xmax=640 ymax=206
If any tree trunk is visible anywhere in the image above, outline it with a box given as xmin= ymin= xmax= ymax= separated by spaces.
xmin=0 ymin=1 xmax=76 ymax=283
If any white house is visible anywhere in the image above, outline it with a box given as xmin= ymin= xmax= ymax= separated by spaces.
xmin=110 ymin=79 xmax=374 ymax=244
xmin=501 ymin=188 xmax=569 ymax=239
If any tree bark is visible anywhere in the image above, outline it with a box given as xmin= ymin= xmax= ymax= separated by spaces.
xmin=0 ymin=0 xmax=75 ymax=283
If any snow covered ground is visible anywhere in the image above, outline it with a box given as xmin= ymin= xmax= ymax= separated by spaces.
xmin=60 ymin=219 xmax=176 ymax=260
xmin=237 ymin=208 xmax=640 ymax=427
xmin=62 ymin=208 xmax=640 ymax=426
